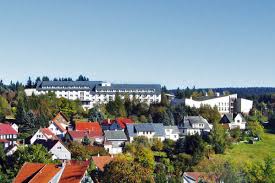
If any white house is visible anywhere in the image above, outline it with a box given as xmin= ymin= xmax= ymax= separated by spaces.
xmin=126 ymin=123 xmax=166 ymax=142
xmin=179 ymin=116 xmax=212 ymax=136
xmin=220 ymin=113 xmax=247 ymax=130
xmin=185 ymin=93 xmax=253 ymax=115
xmin=25 ymin=81 xmax=162 ymax=109
xmin=103 ymin=130 xmax=128 ymax=154
xmin=0 ymin=123 xmax=18 ymax=151
xmin=30 ymin=128 xmax=57 ymax=144
xmin=48 ymin=121 xmax=67 ymax=138
xmin=164 ymin=126 xmax=180 ymax=141
xmin=33 ymin=139 xmax=71 ymax=160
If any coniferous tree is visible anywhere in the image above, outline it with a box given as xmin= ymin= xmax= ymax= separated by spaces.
xmin=26 ymin=77 xmax=33 ymax=88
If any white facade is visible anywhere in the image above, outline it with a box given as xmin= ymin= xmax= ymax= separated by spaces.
xmin=30 ymin=130 xmax=48 ymax=144
xmin=104 ymin=143 xmax=123 ymax=155
xmin=50 ymin=141 xmax=71 ymax=160
xmin=229 ymin=114 xmax=246 ymax=130
xmin=25 ymin=81 xmax=161 ymax=109
xmin=164 ymin=126 xmax=180 ymax=141
xmin=48 ymin=122 xmax=67 ymax=137
xmin=185 ymin=94 xmax=253 ymax=114
xmin=236 ymin=98 xmax=253 ymax=114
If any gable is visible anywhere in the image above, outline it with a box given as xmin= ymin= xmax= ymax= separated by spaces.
xmin=50 ymin=141 xmax=70 ymax=154
xmin=234 ymin=114 xmax=243 ymax=123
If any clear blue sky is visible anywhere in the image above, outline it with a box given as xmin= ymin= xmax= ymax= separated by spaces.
xmin=0 ymin=1 xmax=274 ymax=89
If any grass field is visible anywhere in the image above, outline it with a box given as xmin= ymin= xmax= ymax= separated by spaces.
xmin=212 ymin=131 xmax=275 ymax=167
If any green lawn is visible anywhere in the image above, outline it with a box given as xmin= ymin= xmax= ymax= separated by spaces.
xmin=213 ymin=132 xmax=275 ymax=166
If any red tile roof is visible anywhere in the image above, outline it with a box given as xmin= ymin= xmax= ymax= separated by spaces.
xmin=92 ymin=155 xmax=113 ymax=172
xmin=75 ymin=122 xmax=103 ymax=136
xmin=0 ymin=123 xmax=18 ymax=135
xmin=102 ymin=118 xmax=134 ymax=129
xmin=13 ymin=163 xmax=45 ymax=183
xmin=67 ymin=130 xmax=102 ymax=139
xmin=0 ymin=139 xmax=9 ymax=143
xmin=14 ymin=161 xmax=89 ymax=183
xmin=29 ymin=164 xmax=61 ymax=183
xmin=59 ymin=161 xmax=90 ymax=183
xmin=41 ymin=128 xmax=55 ymax=137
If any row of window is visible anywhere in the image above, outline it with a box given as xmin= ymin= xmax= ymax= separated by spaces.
xmin=218 ymin=102 xmax=229 ymax=106
xmin=0 ymin=134 xmax=17 ymax=139
xmin=218 ymin=107 xmax=230 ymax=111
xmin=42 ymin=86 xmax=89 ymax=89
xmin=97 ymin=89 xmax=155 ymax=93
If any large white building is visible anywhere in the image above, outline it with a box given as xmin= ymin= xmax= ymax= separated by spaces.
xmin=185 ymin=93 xmax=253 ymax=115
xmin=25 ymin=81 xmax=162 ymax=109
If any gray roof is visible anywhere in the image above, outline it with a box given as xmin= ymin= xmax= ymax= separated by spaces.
xmin=36 ymin=81 xmax=102 ymax=90
xmin=164 ymin=126 xmax=180 ymax=134
xmin=134 ymin=123 xmax=155 ymax=132
xmin=181 ymin=116 xmax=211 ymax=131
xmin=224 ymin=113 xmax=234 ymax=123
xmin=36 ymin=81 xmax=161 ymax=94
xmin=96 ymin=84 xmax=161 ymax=94
xmin=126 ymin=123 xmax=165 ymax=138
xmin=104 ymin=130 xmax=127 ymax=141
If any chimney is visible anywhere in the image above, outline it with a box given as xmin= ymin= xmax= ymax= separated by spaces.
xmin=108 ymin=119 xmax=111 ymax=124
xmin=216 ymin=92 xmax=220 ymax=97
xmin=111 ymin=154 xmax=114 ymax=158
xmin=97 ymin=153 xmax=100 ymax=157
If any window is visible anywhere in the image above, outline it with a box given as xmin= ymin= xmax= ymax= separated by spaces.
xmin=57 ymin=146 xmax=62 ymax=149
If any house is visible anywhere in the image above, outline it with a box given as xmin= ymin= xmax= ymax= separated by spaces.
xmin=164 ymin=126 xmax=180 ymax=141
xmin=126 ymin=123 xmax=165 ymax=142
xmin=67 ymin=121 xmax=103 ymax=144
xmin=179 ymin=116 xmax=212 ymax=136
xmin=220 ymin=113 xmax=247 ymax=130
xmin=30 ymin=128 xmax=57 ymax=144
xmin=13 ymin=161 xmax=91 ymax=183
xmin=47 ymin=112 xmax=70 ymax=138
xmin=104 ymin=130 xmax=128 ymax=154
xmin=92 ymin=155 xmax=113 ymax=172
xmin=0 ymin=123 xmax=18 ymax=150
xmin=75 ymin=121 xmax=103 ymax=135
xmin=48 ymin=121 xmax=67 ymax=138
xmin=25 ymin=81 xmax=162 ymax=109
xmin=33 ymin=139 xmax=71 ymax=160
xmin=101 ymin=118 xmax=134 ymax=131
xmin=65 ymin=130 xmax=103 ymax=144
xmin=185 ymin=93 xmax=253 ymax=115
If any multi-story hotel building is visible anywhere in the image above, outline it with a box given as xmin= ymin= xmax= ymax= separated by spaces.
xmin=25 ymin=81 xmax=162 ymax=109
